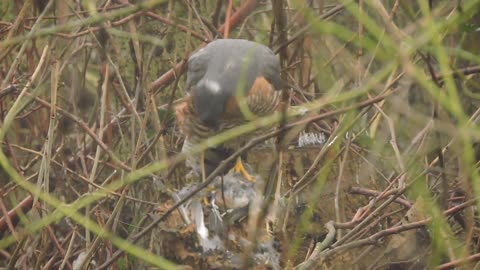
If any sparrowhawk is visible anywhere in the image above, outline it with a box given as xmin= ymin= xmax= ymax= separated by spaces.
xmin=175 ymin=39 xmax=282 ymax=180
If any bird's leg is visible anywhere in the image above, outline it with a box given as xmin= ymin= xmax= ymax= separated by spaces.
xmin=200 ymin=151 xmax=206 ymax=182
xmin=202 ymin=185 xmax=216 ymax=207
xmin=199 ymin=151 xmax=213 ymax=205
xmin=203 ymin=196 xmax=210 ymax=206
xmin=230 ymin=157 xmax=256 ymax=182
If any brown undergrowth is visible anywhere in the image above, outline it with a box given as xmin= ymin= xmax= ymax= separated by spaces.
xmin=1 ymin=0 xmax=480 ymax=269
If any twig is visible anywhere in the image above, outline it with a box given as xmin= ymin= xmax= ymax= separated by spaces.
xmin=0 ymin=194 xmax=18 ymax=240
xmin=296 ymin=221 xmax=336 ymax=270
xmin=1 ymin=0 xmax=54 ymax=89
xmin=211 ymin=0 xmax=223 ymax=28
xmin=32 ymin=97 xmax=131 ymax=171
xmin=0 ymin=0 xmax=169 ymax=48
xmin=372 ymin=103 xmax=406 ymax=187
xmin=272 ymin=0 xmax=287 ymax=60
xmin=335 ymin=135 xmax=351 ymax=238
xmin=30 ymin=11 xmax=143 ymax=39
xmin=6 ymin=143 xmax=155 ymax=205
xmin=185 ymin=2 xmax=212 ymax=43
xmin=274 ymin=3 xmax=349 ymax=54
xmin=332 ymin=186 xmax=407 ymax=247
xmin=437 ymin=252 xmax=480 ymax=269
xmin=0 ymin=84 xmax=18 ymax=99
xmin=81 ymin=192 xmax=127 ymax=269
xmin=0 ymin=44 xmax=50 ymax=143
xmin=0 ymin=194 xmax=34 ymax=238
xmin=149 ymin=0 xmax=259 ymax=93
xmin=146 ymin=11 xmax=209 ymax=42
xmin=0 ymin=0 xmax=31 ymax=60
xmin=59 ymin=227 xmax=76 ymax=270
xmin=223 ymin=0 xmax=233 ymax=38
xmin=46 ymin=225 xmax=73 ymax=270
xmin=434 ymin=65 xmax=480 ymax=80
xmin=34 ymin=59 xmax=59 ymax=208
xmin=314 ymin=199 xmax=477 ymax=263
xmin=350 ymin=187 xmax=412 ymax=208
xmin=137 ymin=61 xmax=185 ymax=165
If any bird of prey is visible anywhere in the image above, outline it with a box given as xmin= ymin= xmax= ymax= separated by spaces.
xmin=175 ymin=39 xmax=283 ymax=181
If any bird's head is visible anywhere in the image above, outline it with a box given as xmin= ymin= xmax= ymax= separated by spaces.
xmin=192 ymin=78 xmax=230 ymax=128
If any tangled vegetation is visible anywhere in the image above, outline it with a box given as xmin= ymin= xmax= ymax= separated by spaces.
xmin=1 ymin=0 xmax=480 ymax=269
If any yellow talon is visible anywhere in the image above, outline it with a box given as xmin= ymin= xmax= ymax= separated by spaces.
xmin=203 ymin=197 xmax=210 ymax=206
xmin=230 ymin=157 xmax=256 ymax=182
xmin=203 ymin=186 xmax=216 ymax=206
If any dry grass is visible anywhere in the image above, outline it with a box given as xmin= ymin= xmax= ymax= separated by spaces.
xmin=1 ymin=0 xmax=480 ymax=269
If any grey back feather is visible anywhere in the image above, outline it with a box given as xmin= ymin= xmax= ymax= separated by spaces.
xmin=186 ymin=39 xmax=282 ymax=94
